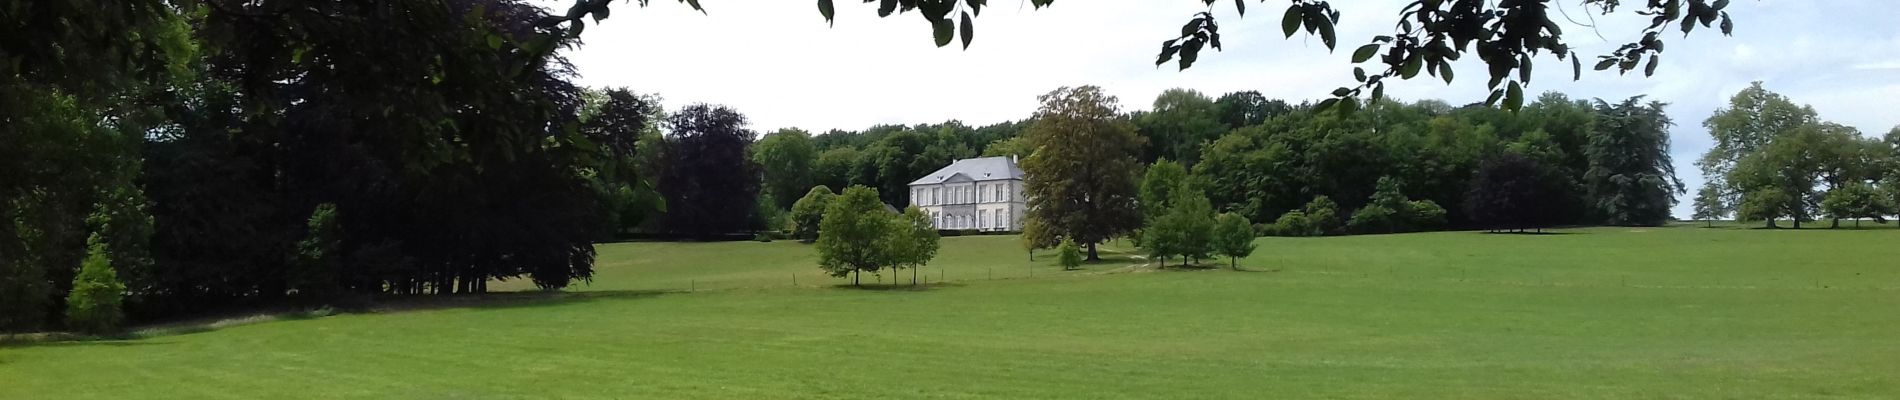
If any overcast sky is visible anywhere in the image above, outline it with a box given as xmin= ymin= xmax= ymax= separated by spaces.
xmin=542 ymin=0 xmax=1899 ymax=218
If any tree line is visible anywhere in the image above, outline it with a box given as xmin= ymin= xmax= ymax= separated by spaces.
xmin=1694 ymin=83 xmax=1900 ymax=228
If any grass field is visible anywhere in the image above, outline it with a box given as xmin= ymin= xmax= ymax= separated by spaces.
xmin=4 ymin=225 xmax=1899 ymax=398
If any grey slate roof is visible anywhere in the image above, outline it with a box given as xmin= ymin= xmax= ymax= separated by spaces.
xmin=907 ymin=156 xmax=1024 ymax=186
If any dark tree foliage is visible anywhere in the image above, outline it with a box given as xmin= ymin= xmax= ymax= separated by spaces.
xmin=1214 ymin=91 xmax=1291 ymax=128
xmin=91 ymin=0 xmax=605 ymax=320
xmin=2 ymin=0 xmax=188 ymax=331
xmin=1021 ymin=86 xmax=1145 ymax=260
xmin=658 ymin=104 xmax=762 ymax=238
xmin=583 ymin=88 xmax=660 ymax=157
xmin=1466 ymin=153 xmax=1567 ymax=232
xmin=1586 ymin=96 xmax=1682 ymax=226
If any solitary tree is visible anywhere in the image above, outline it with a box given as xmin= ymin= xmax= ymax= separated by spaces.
xmin=895 ymin=206 xmax=941 ymax=285
xmin=790 ymin=186 xmax=836 ymax=243
xmin=1587 ymin=97 xmax=1682 ymax=226
xmin=816 ymin=186 xmax=893 ymax=286
xmin=659 ymin=104 xmax=762 ymax=238
xmin=1056 ymin=238 xmax=1083 ymax=271
xmin=66 ymin=234 xmax=124 ymax=334
xmin=1021 ymin=86 xmax=1145 ymax=261
xmin=1691 ymin=184 xmax=1725 ymax=227
xmin=1211 ymin=213 xmax=1256 ymax=271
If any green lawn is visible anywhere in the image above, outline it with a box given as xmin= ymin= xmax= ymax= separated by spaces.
xmin=4 ymin=226 xmax=1899 ymax=398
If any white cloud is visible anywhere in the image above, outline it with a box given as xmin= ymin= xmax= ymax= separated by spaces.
xmin=544 ymin=0 xmax=1900 ymax=218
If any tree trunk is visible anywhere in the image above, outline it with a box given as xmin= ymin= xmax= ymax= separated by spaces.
xmin=1231 ymin=257 xmax=1238 ymax=271
xmin=853 ymin=269 xmax=860 ymax=286
xmin=1794 ymin=218 xmax=1802 ymax=229
xmin=1831 ymin=218 xmax=1840 ymax=229
xmin=1086 ymin=242 xmax=1099 ymax=261
xmin=912 ymin=265 xmax=918 ymax=286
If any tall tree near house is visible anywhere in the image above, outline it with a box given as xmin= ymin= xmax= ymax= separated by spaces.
xmin=1586 ymin=97 xmax=1683 ymax=227
xmin=1211 ymin=213 xmax=1256 ymax=271
xmin=659 ymin=104 xmax=762 ymax=238
xmin=816 ymin=186 xmax=893 ymax=286
xmin=754 ymin=128 xmax=818 ymax=210
xmin=1020 ymin=86 xmax=1146 ymax=261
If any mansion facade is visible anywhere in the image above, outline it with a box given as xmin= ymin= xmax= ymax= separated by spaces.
xmin=906 ymin=156 xmax=1026 ymax=231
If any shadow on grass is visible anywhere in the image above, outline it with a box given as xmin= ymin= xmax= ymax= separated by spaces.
xmin=1 ymin=289 xmax=677 ymax=348
xmin=369 ymin=289 xmax=676 ymax=313
xmin=829 ymin=282 xmax=967 ymax=291
xmin=1476 ymin=230 xmax=1577 ymax=235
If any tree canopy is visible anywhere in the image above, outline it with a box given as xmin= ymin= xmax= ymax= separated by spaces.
xmin=1020 ymin=86 xmax=1145 ymax=261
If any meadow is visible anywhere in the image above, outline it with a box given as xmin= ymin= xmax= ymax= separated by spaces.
xmin=3 ymin=225 xmax=1898 ymax=399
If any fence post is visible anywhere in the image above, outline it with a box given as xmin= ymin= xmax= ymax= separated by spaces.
xmin=792 ymin=274 xmax=797 ymax=286
xmin=690 ymin=279 xmax=695 ymax=292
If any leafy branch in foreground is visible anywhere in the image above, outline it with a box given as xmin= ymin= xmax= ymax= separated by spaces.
xmin=541 ymin=0 xmax=1739 ymax=111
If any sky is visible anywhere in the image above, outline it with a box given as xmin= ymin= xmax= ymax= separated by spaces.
xmin=541 ymin=0 xmax=1900 ymax=218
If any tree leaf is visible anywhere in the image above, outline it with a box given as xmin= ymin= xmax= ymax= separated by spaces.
xmin=1720 ymin=13 xmax=1733 ymax=35
xmin=960 ymin=11 xmax=974 ymax=49
xmin=1316 ymin=19 xmax=1337 ymax=49
xmin=1518 ymin=54 xmax=1532 ymax=82
xmin=1353 ymin=67 xmax=1367 ymax=82
xmin=1485 ymin=88 xmax=1504 ymax=106
xmin=686 ymin=0 xmax=704 ymax=13
xmin=1593 ymin=59 xmax=1616 ymax=71
xmin=1572 ymin=54 xmax=1582 ymax=80
xmin=1181 ymin=18 xmax=1203 ymax=38
xmin=1370 ymin=83 xmax=1385 ymax=102
xmin=1505 ymin=80 xmax=1524 ymax=111
xmin=1438 ymin=62 xmax=1454 ymax=84
xmin=1332 ymin=87 xmax=1352 ymax=97
xmin=1644 ymin=54 xmax=1660 ymax=77
xmin=1400 ymin=55 xmax=1422 ymax=79
xmin=1351 ymin=44 xmax=1379 ymax=63
xmin=1281 ymin=6 xmax=1301 ymax=38
xmin=1233 ymin=0 xmax=1245 ymax=16
xmin=932 ymin=17 xmax=953 ymax=47
xmin=1155 ymin=42 xmax=1180 ymax=66
xmin=818 ymin=0 xmax=835 ymax=25
xmin=486 ymin=34 xmax=502 ymax=50
xmin=879 ymin=0 xmax=896 ymax=17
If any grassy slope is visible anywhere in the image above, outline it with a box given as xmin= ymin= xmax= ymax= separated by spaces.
xmin=3 ymin=226 xmax=1898 ymax=399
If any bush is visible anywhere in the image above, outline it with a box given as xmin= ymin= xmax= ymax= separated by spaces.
xmin=1408 ymin=200 xmax=1447 ymax=230
xmin=290 ymin=203 xmax=341 ymax=302
xmin=1057 ymin=238 xmax=1083 ymax=270
xmin=66 ymin=234 xmax=125 ymax=334
xmin=1271 ymin=210 xmax=1313 ymax=237
xmin=1347 ymin=204 xmax=1397 ymax=233
xmin=1302 ymin=196 xmax=1342 ymax=235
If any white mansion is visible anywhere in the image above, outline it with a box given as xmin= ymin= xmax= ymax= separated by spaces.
xmin=907 ymin=156 xmax=1026 ymax=231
